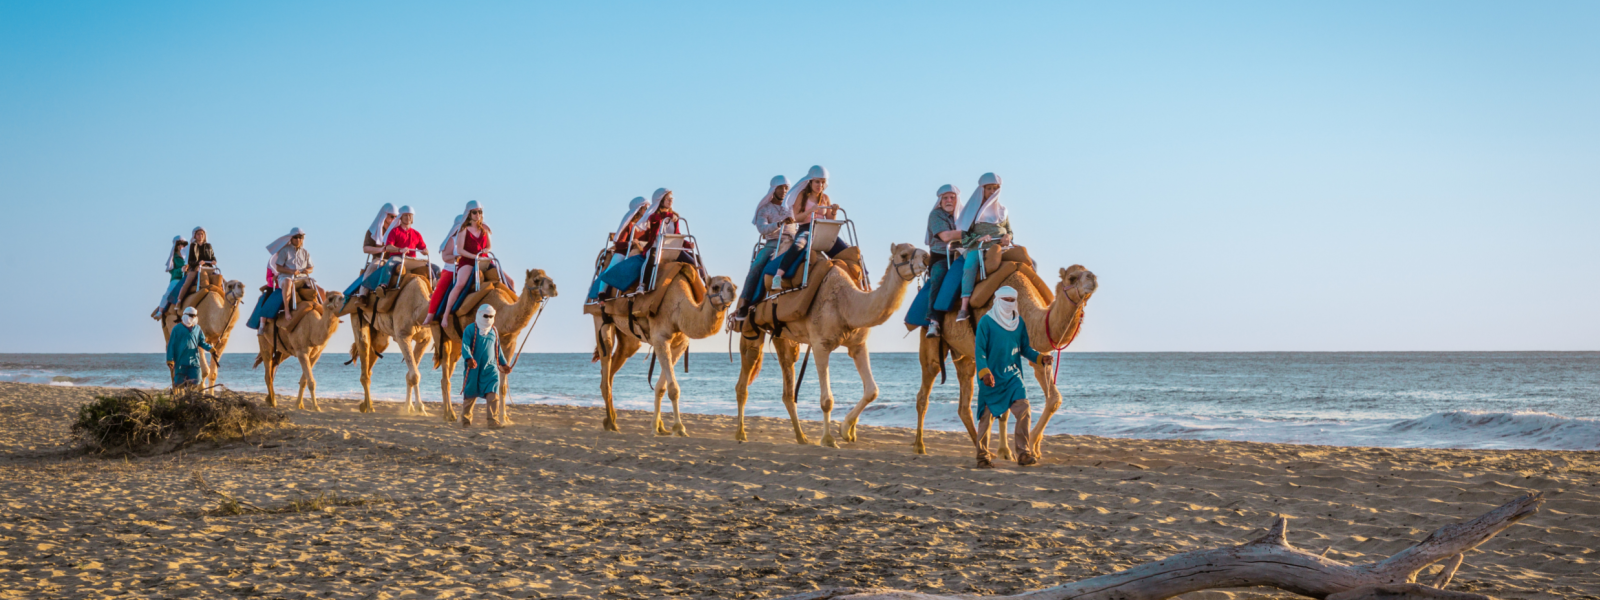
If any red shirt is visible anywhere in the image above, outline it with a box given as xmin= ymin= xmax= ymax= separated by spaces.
xmin=383 ymin=227 xmax=427 ymax=259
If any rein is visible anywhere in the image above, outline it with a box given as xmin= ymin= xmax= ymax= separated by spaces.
xmin=505 ymin=298 xmax=547 ymax=372
xmin=1042 ymin=295 xmax=1085 ymax=384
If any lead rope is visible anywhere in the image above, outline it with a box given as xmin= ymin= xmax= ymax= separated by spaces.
xmin=504 ymin=300 xmax=545 ymax=372
xmin=1042 ymin=301 xmax=1085 ymax=384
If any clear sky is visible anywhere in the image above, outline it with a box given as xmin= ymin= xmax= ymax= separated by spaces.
xmin=2 ymin=1 xmax=1596 ymax=354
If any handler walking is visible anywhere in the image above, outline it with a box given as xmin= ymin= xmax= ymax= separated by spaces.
xmin=458 ymin=304 xmax=511 ymax=427
xmin=166 ymin=306 xmax=215 ymax=389
xmin=973 ymin=286 xmax=1050 ymax=468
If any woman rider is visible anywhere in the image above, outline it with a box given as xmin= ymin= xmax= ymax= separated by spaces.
xmin=923 ymin=184 xmax=963 ymax=336
xmin=767 ymin=166 xmax=850 ymax=288
xmin=347 ymin=203 xmax=397 ymax=297
xmin=176 ymin=226 xmax=217 ymax=306
xmin=597 ymin=188 xmax=694 ymax=291
xmin=425 ymin=212 xmax=466 ymax=323
xmin=438 ymin=202 xmax=493 ymax=328
xmin=954 ymin=172 xmax=1010 ymax=322
xmin=362 ymin=205 xmax=426 ymax=292
xmin=733 ymin=175 xmax=790 ymax=321
xmin=972 ymin=286 xmax=1051 ymax=468
xmin=152 ymin=236 xmax=189 ymax=319
xmin=586 ymin=196 xmax=650 ymax=302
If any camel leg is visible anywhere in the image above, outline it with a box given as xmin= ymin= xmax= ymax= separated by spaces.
xmin=773 ymin=337 xmax=807 ymax=444
xmin=995 ymin=410 xmax=1012 ymax=461
xmin=839 ymin=343 xmax=877 ymax=443
xmin=651 ymin=342 xmax=671 ymax=436
xmin=296 ymin=352 xmax=309 ymax=411
xmin=815 ymin=347 xmax=840 ymax=449
xmin=496 ymin=340 xmax=515 ymax=426
xmin=601 ymin=333 xmax=639 ymax=432
xmin=355 ymin=321 xmax=376 ymax=413
xmin=439 ymin=341 xmax=459 ymax=422
xmin=403 ymin=336 xmax=429 ymax=416
xmin=912 ymin=336 xmax=942 ymax=455
xmin=306 ymin=347 xmax=323 ymax=412
xmin=733 ymin=333 xmax=764 ymax=443
xmin=262 ymin=334 xmax=279 ymax=408
xmin=667 ymin=337 xmax=690 ymax=437
xmin=1028 ymin=361 xmax=1063 ymax=457
xmin=953 ymin=354 xmax=982 ymax=459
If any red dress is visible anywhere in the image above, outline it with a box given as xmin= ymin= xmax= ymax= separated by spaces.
xmin=456 ymin=229 xmax=488 ymax=267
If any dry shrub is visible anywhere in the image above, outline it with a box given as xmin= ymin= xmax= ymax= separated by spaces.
xmin=72 ymin=388 xmax=288 ymax=455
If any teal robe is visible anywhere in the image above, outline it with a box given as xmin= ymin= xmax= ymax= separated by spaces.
xmin=973 ymin=314 xmax=1040 ymax=419
xmin=460 ymin=322 xmax=509 ymax=399
xmin=165 ymin=323 xmax=214 ymax=368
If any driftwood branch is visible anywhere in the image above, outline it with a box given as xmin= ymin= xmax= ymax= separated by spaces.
xmin=777 ymin=492 xmax=1542 ymax=600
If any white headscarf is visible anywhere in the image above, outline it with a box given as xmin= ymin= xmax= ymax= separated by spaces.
xmin=614 ymin=196 xmax=649 ymax=240
xmin=645 ymin=188 xmax=683 ymax=236
xmin=442 ymin=200 xmax=480 ymax=250
xmin=385 ymin=205 xmax=415 ymax=240
xmin=757 ymin=175 xmax=789 ymax=209
xmin=475 ymin=304 xmax=496 ymax=334
xmin=181 ymin=306 xmax=198 ymax=329
xmin=956 ymin=172 xmax=1006 ymax=231
xmin=265 ymin=227 xmax=305 ymax=256
xmin=782 ymin=165 xmax=829 ymax=213
xmin=165 ymin=236 xmax=185 ymax=271
xmin=366 ymin=203 xmax=397 ymax=245
xmin=987 ymin=286 xmax=1020 ymax=331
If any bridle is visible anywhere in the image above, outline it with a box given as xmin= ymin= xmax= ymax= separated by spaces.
xmin=1043 ymin=287 xmax=1086 ymax=384
xmin=890 ymin=256 xmax=921 ymax=282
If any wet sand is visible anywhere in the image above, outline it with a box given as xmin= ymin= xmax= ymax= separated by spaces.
xmin=1 ymin=381 xmax=1595 ymax=599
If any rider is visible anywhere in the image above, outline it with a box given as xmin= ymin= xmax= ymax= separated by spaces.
xmin=176 ymin=226 xmax=217 ymax=306
xmin=586 ymin=196 xmax=649 ymax=302
xmin=458 ymin=304 xmax=511 ymax=427
xmin=152 ymin=236 xmax=189 ymax=319
xmin=923 ymin=184 xmax=963 ymax=337
xmin=363 ymin=205 xmax=426 ymax=292
xmin=955 ymin=173 xmax=1010 ymax=322
xmin=439 ymin=202 xmax=492 ymax=328
xmin=166 ymin=306 xmax=215 ymax=389
xmin=768 ymin=166 xmax=849 ymax=289
xmin=424 ymin=210 xmax=466 ymax=324
xmin=268 ymin=227 xmax=314 ymax=314
xmin=347 ymin=203 xmax=397 ymax=297
xmin=973 ymin=286 xmax=1050 ymax=468
xmin=734 ymin=175 xmax=790 ymax=320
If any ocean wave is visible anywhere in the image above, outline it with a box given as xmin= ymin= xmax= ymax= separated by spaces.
xmin=1387 ymin=411 xmax=1600 ymax=451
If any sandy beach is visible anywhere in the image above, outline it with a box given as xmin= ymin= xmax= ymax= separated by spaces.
xmin=1 ymin=381 xmax=1595 ymax=599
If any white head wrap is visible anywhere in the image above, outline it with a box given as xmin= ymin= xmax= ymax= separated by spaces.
xmin=265 ymin=227 xmax=305 ymax=255
xmin=475 ymin=304 xmax=496 ymax=333
xmin=442 ymin=200 xmax=481 ymax=250
xmin=384 ymin=205 xmax=415 ymax=240
xmin=366 ymin=203 xmax=397 ymax=245
xmin=645 ymin=189 xmax=683 ymax=236
xmin=614 ymin=196 xmax=649 ymax=240
xmin=782 ymin=165 xmax=829 ymax=213
xmin=956 ymin=172 xmax=1006 ymax=231
xmin=181 ymin=306 xmax=199 ymax=329
xmin=757 ymin=175 xmax=789 ymax=209
xmin=987 ymin=285 xmax=1020 ymax=331
xmin=935 ymin=184 xmax=963 ymax=213
xmin=165 ymin=236 xmax=185 ymax=271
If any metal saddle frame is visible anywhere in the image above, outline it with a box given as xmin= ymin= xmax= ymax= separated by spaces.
xmin=766 ymin=207 xmax=865 ymax=300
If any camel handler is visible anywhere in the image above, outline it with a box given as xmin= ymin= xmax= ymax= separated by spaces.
xmin=458 ymin=304 xmax=511 ymax=427
xmin=973 ymin=286 xmax=1050 ymax=468
xmin=269 ymin=227 xmax=314 ymax=314
xmin=166 ymin=307 xmax=215 ymax=389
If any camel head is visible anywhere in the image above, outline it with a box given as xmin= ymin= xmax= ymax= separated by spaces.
xmin=224 ymin=280 xmax=246 ymax=305
xmin=1058 ymin=265 xmax=1098 ymax=305
xmin=524 ymin=269 xmax=558 ymax=299
xmin=705 ymin=275 xmax=737 ymax=308
xmin=324 ymin=291 xmax=347 ymax=314
xmin=889 ymin=243 xmax=929 ymax=281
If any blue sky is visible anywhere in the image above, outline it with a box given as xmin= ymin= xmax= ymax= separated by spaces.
xmin=1 ymin=1 xmax=1596 ymax=353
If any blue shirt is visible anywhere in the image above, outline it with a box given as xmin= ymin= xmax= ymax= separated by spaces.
xmin=166 ymin=323 xmax=215 ymax=368
xmin=973 ymin=314 xmax=1041 ymax=419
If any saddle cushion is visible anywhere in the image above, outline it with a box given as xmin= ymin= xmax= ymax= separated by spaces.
xmin=968 ymin=261 xmax=1053 ymax=311
xmin=630 ymin=262 xmax=705 ymax=319
xmin=749 ymin=250 xmax=863 ymax=331
xmin=984 ymin=245 xmax=1034 ymax=277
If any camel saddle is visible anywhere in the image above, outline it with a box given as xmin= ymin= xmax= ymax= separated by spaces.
xmin=442 ymin=278 xmax=517 ymax=342
xmin=968 ymin=245 xmax=1053 ymax=311
xmin=586 ymin=262 xmax=707 ymax=326
xmin=372 ymin=271 xmax=430 ymax=314
xmin=180 ymin=271 xmax=228 ymax=310
xmin=745 ymin=246 xmax=866 ymax=333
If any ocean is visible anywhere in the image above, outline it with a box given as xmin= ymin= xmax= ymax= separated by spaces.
xmin=4 ymin=352 xmax=1597 ymax=451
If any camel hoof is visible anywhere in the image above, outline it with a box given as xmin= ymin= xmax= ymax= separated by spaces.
xmin=795 ymin=434 xmax=811 ymax=445
xmin=603 ymin=418 xmax=619 ymax=432
xmin=913 ymin=440 xmax=927 ymax=455
xmin=735 ymin=429 xmax=748 ymax=443
xmin=843 ymin=421 xmax=858 ymax=443
xmin=673 ymin=424 xmax=689 ymax=437
xmin=360 ymin=402 xmax=374 ymax=414
xmin=821 ymin=433 xmax=840 ymax=449
xmin=654 ymin=423 xmax=670 ymax=436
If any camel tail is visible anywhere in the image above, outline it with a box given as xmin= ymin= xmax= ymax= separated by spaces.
xmin=937 ymin=336 xmax=948 ymax=385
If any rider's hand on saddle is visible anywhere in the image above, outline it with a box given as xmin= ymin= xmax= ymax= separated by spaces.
xmin=981 ymin=373 xmax=996 ymax=387
xmin=1001 ymin=234 xmax=1013 ymax=246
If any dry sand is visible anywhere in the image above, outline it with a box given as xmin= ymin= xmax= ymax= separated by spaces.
xmin=0 ymin=380 xmax=1596 ymax=599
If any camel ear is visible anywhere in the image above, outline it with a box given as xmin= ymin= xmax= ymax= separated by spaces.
xmin=1060 ymin=267 xmax=1069 ymax=279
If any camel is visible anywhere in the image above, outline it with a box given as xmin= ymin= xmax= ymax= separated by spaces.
xmin=913 ymin=264 xmax=1097 ymax=461
xmin=254 ymin=292 xmax=345 ymax=410
xmin=348 ymin=272 xmax=434 ymax=414
xmin=734 ymin=243 xmax=928 ymax=448
xmin=592 ymin=273 xmax=736 ymax=436
xmin=431 ymin=268 xmax=558 ymax=425
xmin=161 ymin=279 xmax=246 ymax=389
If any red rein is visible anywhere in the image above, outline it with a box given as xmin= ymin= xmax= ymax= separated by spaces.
xmin=1043 ymin=298 xmax=1083 ymax=384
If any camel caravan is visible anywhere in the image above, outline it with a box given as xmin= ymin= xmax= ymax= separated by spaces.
xmin=155 ymin=167 xmax=1096 ymax=466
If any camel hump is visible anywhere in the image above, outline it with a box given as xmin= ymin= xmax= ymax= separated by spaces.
xmin=750 ymin=260 xmax=847 ymax=330
xmin=968 ymin=247 xmax=1052 ymax=310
